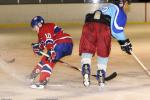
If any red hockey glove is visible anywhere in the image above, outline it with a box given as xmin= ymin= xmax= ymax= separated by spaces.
xmin=50 ymin=50 xmax=56 ymax=60
xmin=47 ymin=50 xmax=56 ymax=61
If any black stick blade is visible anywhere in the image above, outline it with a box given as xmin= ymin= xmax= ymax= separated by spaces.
xmin=92 ymin=72 xmax=117 ymax=81
xmin=105 ymin=72 xmax=117 ymax=81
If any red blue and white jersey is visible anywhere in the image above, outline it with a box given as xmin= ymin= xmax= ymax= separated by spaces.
xmin=38 ymin=23 xmax=72 ymax=50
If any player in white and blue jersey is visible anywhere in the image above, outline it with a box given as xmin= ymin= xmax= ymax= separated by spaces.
xmin=79 ymin=0 xmax=132 ymax=87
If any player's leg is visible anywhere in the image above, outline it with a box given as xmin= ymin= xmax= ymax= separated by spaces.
xmin=30 ymin=56 xmax=56 ymax=89
xmin=96 ymin=23 xmax=111 ymax=86
xmin=29 ymin=62 xmax=43 ymax=82
xmin=37 ymin=62 xmax=55 ymax=88
xmin=53 ymin=42 xmax=73 ymax=61
xmin=97 ymin=57 xmax=108 ymax=87
xmin=31 ymin=62 xmax=55 ymax=89
xmin=29 ymin=57 xmax=48 ymax=82
xmin=79 ymin=23 xmax=96 ymax=87
xmin=30 ymin=56 xmax=48 ymax=81
xmin=81 ymin=53 xmax=92 ymax=87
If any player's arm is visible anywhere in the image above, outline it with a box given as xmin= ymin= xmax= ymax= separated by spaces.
xmin=32 ymin=30 xmax=51 ymax=56
xmin=43 ymin=31 xmax=57 ymax=61
xmin=32 ymin=33 xmax=46 ymax=56
xmin=111 ymin=10 xmax=132 ymax=55
xmin=54 ymin=25 xmax=63 ymax=34
xmin=112 ymin=27 xmax=132 ymax=55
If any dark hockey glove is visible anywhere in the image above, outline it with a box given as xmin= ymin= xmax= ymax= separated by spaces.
xmin=32 ymin=43 xmax=42 ymax=56
xmin=118 ymin=39 xmax=132 ymax=55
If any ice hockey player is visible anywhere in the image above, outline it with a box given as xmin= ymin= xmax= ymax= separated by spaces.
xmin=30 ymin=16 xmax=73 ymax=89
xmin=79 ymin=0 xmax=132 ymax=87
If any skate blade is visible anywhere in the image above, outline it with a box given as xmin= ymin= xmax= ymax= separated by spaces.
xmin=30 ymin=84 xmax=45 ymax=89
xmin=99 ymin=83 xmax=105 ymax=88
xmin=83 ymin=74 xmax=90 ymax=87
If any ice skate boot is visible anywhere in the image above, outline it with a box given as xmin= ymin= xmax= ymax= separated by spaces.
xmin=30 ymin=79 xmax=48 ymax=89
xmin=82 ymin=64 xmax=91 ymax=87
xmin=29 ymin=72 xmax=39 ymax=83
xmin=97 ymin=70 xmax=106 ymax=87
xmin=29 ymin=66 xmax=42 ymax=83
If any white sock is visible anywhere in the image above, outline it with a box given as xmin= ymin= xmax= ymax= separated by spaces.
xmin=97 ymin=64 xmax=107 ymax=72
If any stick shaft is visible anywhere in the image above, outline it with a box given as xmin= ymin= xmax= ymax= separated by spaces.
xmin=40 ymin=51 xmax=49 ymax=57
xmin=39 ymin=51 xmax=82 ymax=71
xmin=131 ymin=51 xmax=150 ymax=76
xmin=58 ymin=60 xmax=82 ymax=71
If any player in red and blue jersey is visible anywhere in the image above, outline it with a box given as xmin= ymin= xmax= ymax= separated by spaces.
xmin=30 ymin=16 xmax=73 ymax=89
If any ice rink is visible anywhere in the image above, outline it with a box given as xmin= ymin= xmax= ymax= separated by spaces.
xmin=0 ymin=24 xmax=150 ymax=100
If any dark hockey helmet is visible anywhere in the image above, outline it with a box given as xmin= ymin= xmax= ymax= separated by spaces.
xmin=31 ymin=16 xmax=44 ymax=28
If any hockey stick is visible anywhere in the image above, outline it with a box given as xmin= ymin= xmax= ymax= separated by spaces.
xmin=59 ymin=60 xmax=117 ymax=81
xmin=130 ymin=51 xmax=150 ymax=77
xmin=39 ymin=51 xmax=117 ymax=81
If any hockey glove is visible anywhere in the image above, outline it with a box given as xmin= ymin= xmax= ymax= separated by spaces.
xmin=47 ymin=50 xmax=56 ymax=61
xmin=32 ymin=43 xmax=42 ymax=56
xmin=118 ymin=39 xmax=132 ymax=55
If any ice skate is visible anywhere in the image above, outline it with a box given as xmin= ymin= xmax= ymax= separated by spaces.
xmin=30 ymin=83 xmax=45 ymax=89
xmin=97 ymin=70 xmax=106 ymax=87
xmin=29 ymin=72 xmax=39 ymax=83
xmin=30 ymin=80 xmax=48 ymax=89
xmin=82 ymin=64 xmax=90 ymax=87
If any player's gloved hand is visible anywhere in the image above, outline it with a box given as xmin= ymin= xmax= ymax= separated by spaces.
xmin=32 ymin=43 xmax=42 ymax=56
xmin=51 ymin=50 xmax=56 ymax=60
xmin=47 ymin=50 xmax=56 ymax=61
xmin=118 ymin=39 xmax=132 ymax=55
